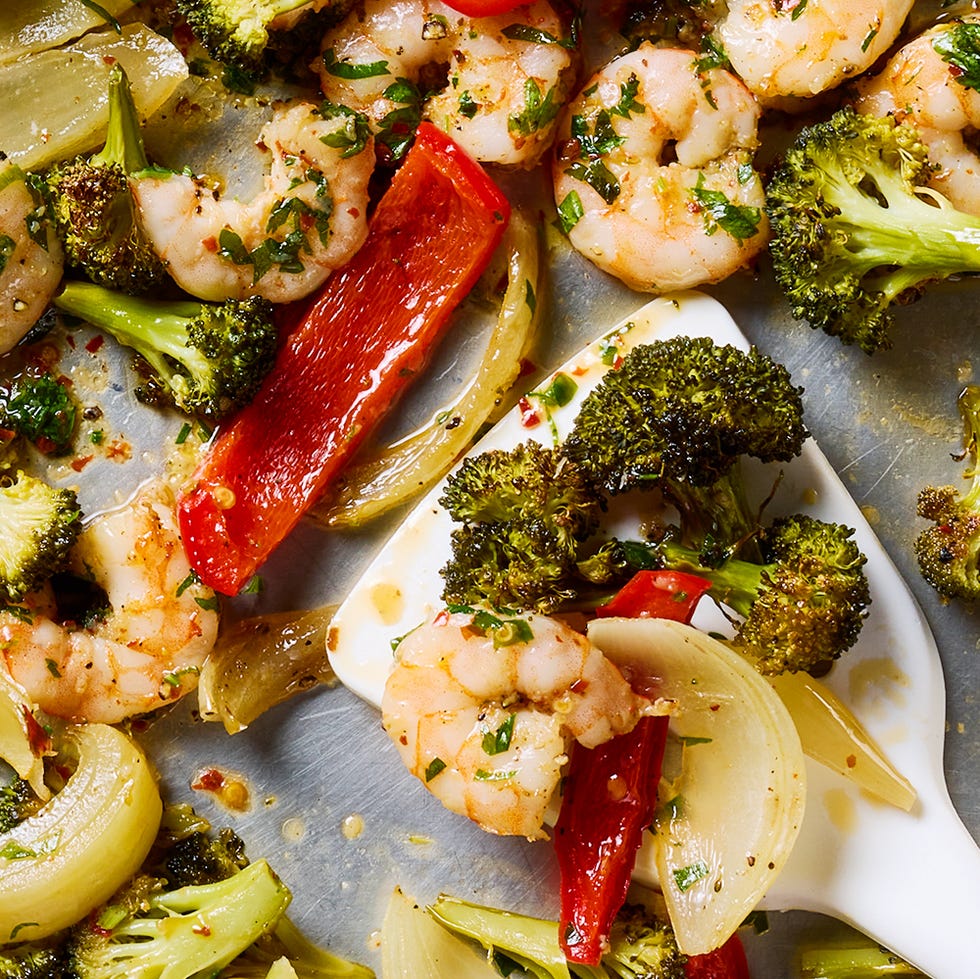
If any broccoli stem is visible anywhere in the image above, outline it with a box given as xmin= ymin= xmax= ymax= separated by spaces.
xmin=799 ymin=941 xmax=924 ymax=977
xmin=955 ymin=385 xmax=980 ymax=510
xmin=53 ymin=282 xmax=214 ymax=389
xmin=89 ymin=64 xmax=148 ymax=175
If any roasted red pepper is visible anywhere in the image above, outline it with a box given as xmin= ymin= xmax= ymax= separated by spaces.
xmin=684 ymin=933 xmax=751 ymax=979
xmin=177 ymin=123 xmax=510 ymax=594
xmin=554 ymin=570 xmax=709 ymax=965
xmin=595 ymin=569 xmax=712 ymax=620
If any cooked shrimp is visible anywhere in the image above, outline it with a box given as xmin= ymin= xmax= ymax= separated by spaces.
xmin=316 ymin=0 xmax=577 ymax=168
xmin=0 ymin=161 xmax=63 ymax=354
xmin=552 ymin=45 xmax=768 ymax=294
xmin=1 ymin=480 xmax=219 ymax=724
xmin=855 ymin=18 xmax=980 ymax=216
xmin=714 ymin=0 xmax=915 ymax=101
xmin=131 ymin=99 xmax=373 ymax=303
xmin=381 ymin=607 xmax=658 ymax=840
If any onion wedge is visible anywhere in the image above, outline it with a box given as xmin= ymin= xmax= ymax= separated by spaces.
xmin=587 ymin=616 xmax=806 ymax=955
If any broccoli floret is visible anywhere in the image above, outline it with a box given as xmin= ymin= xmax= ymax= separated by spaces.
xmin=0 ymin=938 xmax=69 ymax=979
xmin=52 ymin=281 xmax=278 ymax=419
xmin=0 ymin=775 xmax=42 ymax=834
xmin=641 ymin=514 xmax=871 ymax=674
xmin=562 ymin=336 xmax=807 ymax=550
xmin=0 ymin=470 xmax=82 ymax=603
xmin=429 ymin=894 xmax=687 ymax=979
xmin=175 ymin=0 xmax=325 ymax=80
xmin=43 ymin=63 xmax=167 ymax=295
xmin=765 ymin=105 xmax=980 ymax=354
xmin=164 ymin=828 xmax=249 ymax=887
xmin=915 ymin=384 xmax=980 ymax=601
xmin=438 ymin=441 xmax=610 ymax=613
xmin=68 ymin=858 xmax=291 ymax=979
xmin=0 ymin=373 xmax=77 ymax=455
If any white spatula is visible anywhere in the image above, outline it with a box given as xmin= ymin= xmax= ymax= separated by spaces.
xmin=327 ymin=291 xmax=980 ymax=977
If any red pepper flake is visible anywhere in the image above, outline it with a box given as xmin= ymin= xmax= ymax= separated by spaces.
xmin=192 ymin=766 xmax=252 ymax=812
xmin=85 ymin=334 xmax=105 ymax=354
xmin=192 ymin=923 xmax=212 ymax=936
xmin=433 ymin=609 xmax=451 ymax=627
xmin=23 ymin=707 xmax=52 ymax=756
xmin=203 ymin=235 xmax=219 ymax=253
xmin=518 ymin=395 xmax=541 ymax=428
xmin=517 ymin=357 xmax=537 ymax=378
xmin=846 ymin=753 xmax=857 ymax=769
xmin=71 ymin=455 xmax=95 ymax=472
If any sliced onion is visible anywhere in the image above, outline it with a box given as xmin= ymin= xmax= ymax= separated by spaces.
xmin=0 ymin=23 xmax=188 ymax=171
xmin=0 ymin=667 xmax=47 ymax=800
xmin=0 ymin=1 xmax=137 ymax=62
xmin=313 ymin=210 xmax=541 ymax=529
xmin=768 ymin=671 xmax=915 ymax=811
xmin=0 ymin=723 xmax=162 ymax=941
xmin=198 ymin=606 xmax=338 ymax=734
xmin=587 ymin=617 xmax=806 ymax=956
xmin=381 ymin=888 xmax=502 ymax=979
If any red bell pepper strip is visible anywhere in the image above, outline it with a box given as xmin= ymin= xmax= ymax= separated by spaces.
xmin=595 ymin=569 xmax=712 ymax=620
xmin=177 ymin=123 xmax=510 ymax=594
xmin=684 ymin=933 xmax=751 ymax=979
xmin=554 ymin=570 xmax=709 ymax=965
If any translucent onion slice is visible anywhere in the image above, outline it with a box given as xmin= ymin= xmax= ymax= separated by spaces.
xmin=0 ymin=23 xmax=188 ymax=171
xmin=0 ymin=1 xmax=137 ymax=63
xmin=198 ymin=606 xmax=338 ymax=734
xmin=587 ymin=617 xmax=806 ymax=956
xmin=768 ymin=671 xmax=915 ymax=811
xmin=0 ymin=667 xmax=47 ymax=800
xmin=382 ymin=888 xmax=516 ymax=979
xmin=313 ymin=210 xmax=541 ymax=529
xmin=0 ymin=723 xmax=162 ymax=942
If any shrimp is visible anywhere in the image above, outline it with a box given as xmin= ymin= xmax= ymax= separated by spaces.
xmin=552 ymin=45 xmax=768 ymax=294
xmin=855 ymin=18 xmax=980 ymax=216
xmin=381 ymin=607 xmax=658 ymax=840
xmin=713 ymin=0 xmax=915 ymax=102
xmin=1 ymin=480 xmax=219 ymax=725
xmin=316 ymin=0 xmax=577 ymax=169
xmin=0 ymin=161 xmax=63 ymax=355
xmin=130 ymin=99 xmax=374 ymax=304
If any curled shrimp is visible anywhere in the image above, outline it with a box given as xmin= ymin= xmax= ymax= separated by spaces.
xmin=0 ymin=161 xmax=63 ymax=355
xmin=713 ymin=0 xmax=915 ymax=102
xmin=552 ymin=44 xmax=768 ymax=294
xmin=855 ymin=17 xmax=980 ymax=216
xmin=381 ymin=607 xmax=657 ymax=840
xmin=1 ymin=480 xmax=219 ymax=724
xmin=131 ymin=99 xmax=374 ymax=303
xmin=316 ymin=0 xmax=578 ymax=169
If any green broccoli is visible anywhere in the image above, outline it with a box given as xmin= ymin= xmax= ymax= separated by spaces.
xmin=43 ymin=63 xmax=167 ymax=295
xmin=562 ymin=336 xmax=807 ymax=552
xmin=52 ymin=281 xmax=278 ymax=419
xmin=0 ymin=775 xmax=42 ymax=834
xmin=438 ymin=441 xmax=614 ymax=613
xmin=429 ymin=894 xmax=687 ymax=979
xmin=0 ymin=373 xmax=77 ymax=455
xmin=174 ymin=0 xmax=327 ymax=80
xmin=0 ymin=470 xmax=81 ymax=603
xmin=68 ymin=859 xmax=291 ymax=979
xmin=0 ymin=939 xmax=68 ymax=979
xmin=164 ymin=828 xmax=250 ymax=887
xmin=765 ymin=104 xmax=980 ymax=354
xmin=915 ymin=384 xmax=980 ymax=601
xmin=632 ymin=513 xmax=871 ymax=675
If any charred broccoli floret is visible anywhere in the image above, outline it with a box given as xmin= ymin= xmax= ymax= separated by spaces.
xmin=52 ymin=281 xmax=277 ymax=419
xmin=43 ymin=63 xmax=166 ymax=294
xmin=562 ymin=336 xmax=807 ymax=551
xmin=164 ymin=828 xmax=250 ymax=888
xmin=429 ymin=894 xmax=688 ymax=979
xmin=0 ymin=470 xmax=81 ymax=603
xmin=0 ymin=939 xmax=69 ymax=979
xmin=0 ymin=372 xmax=77 ymax=455
xmin=642 ymin=514 xmax=871 ymax=674
xmin=438 ymin=441 xmax=612 ymax=613
xmin=0 ymin=775 xmax=42 ymax=834
xmin=765 ymin=104 xmax=980 ymax=354
xmin=915 ymin=384 xmax=980 ymax=601
xmin=175 ymin=0 xmax=327 ymax=80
